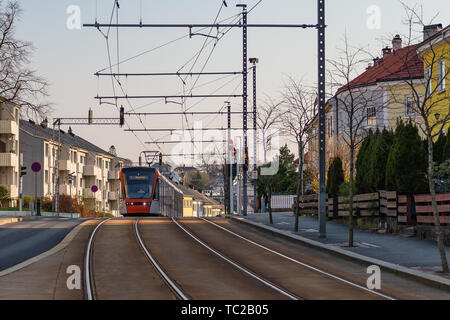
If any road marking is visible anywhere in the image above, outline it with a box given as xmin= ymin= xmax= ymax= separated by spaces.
xmin=201 ymin=218 xmax=396 ymax=300
xmin=362 ymin=242 xmax=381 ymax=248
xmin=134 ymin=219 xmax=189 ymax=300
xmin=172 ymin=218 xmax=299 ymax=300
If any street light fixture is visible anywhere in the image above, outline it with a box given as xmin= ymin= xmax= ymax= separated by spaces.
xmin=435 ymin=113 xmax=440 ymax=121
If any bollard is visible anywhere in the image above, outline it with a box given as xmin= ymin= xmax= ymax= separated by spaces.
xmin=37 ymin=198 xmax=41 ymax=216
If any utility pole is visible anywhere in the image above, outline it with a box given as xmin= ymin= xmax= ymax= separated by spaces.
xmin=317 ymin=0 xmax=327 ymax=238
xmin=19 ymin=153 xmax=23 ymax=214
xmin=237 ymin=137 xmax=242 ymax=215
xmin=227 ymin=101 xmax=234 ymax=215
xmin=237 ymin=3 xmax=249 ymax=216
xmin=250 ymin=57 xmax=259 ymax=213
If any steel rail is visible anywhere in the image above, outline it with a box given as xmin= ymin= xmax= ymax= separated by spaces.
xmin=171 ymin=218 xmax=300 ymax=300
xmin=134 ymin=219 xmax=190 ymax=300
xmin=83 ymin=218 xmax=112 ymax=300
xmin=201 ymin=218 xmax=396 ymax=300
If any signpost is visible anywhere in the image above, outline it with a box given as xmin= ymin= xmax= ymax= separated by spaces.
xmin=91 ymin=185 xmax=98 ymax=217
xmin=31 ymin=162 xmax=41 ymax=216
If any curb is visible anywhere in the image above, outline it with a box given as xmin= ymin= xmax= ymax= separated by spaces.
xmin=0 ymin=221 xmax=88 ymax=277
xmin=0 ymin=217 xmax=22 ymax=226
xmin=229 ymin=216 xmax=450 ymax=291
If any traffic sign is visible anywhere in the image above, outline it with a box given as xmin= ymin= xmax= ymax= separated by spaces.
xmin=31 ymin=162 xmax=41 ymax=173
xmin=91 ymin=185 xmax=98 ymax=193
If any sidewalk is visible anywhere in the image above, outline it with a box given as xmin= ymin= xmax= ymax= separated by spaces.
xmin=239 ymin=212 xmax=450 ymax=280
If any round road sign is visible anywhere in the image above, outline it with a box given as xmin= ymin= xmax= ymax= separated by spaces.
xmin=31 ymin=162 xmax=41 ymax=173
xmin=91 ymin=185 xmax=98 ymax=193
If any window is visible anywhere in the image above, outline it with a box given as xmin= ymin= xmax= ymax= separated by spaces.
xmin=367 ymin=106 xmax=376 ymax=126
xmin=438 ymin=60 xmax=446 ymax=93
xmin=327 ymin=116 xmax=333 ymax=137
xmin=425 ymin=66 xmax=432 ymax=98
xmin=80 ymin=178 xmax=83 ymax=188
xmin=405 ymin=96 xmax=420 ymax=116
xmin=45 ymin=144 xmax=49 ymax=157
xmin=45 ymin=170 xmax=49 ymax=184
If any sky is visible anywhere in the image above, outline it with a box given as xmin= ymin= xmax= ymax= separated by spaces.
xmin=12 ymin=0 xmax=450 ymax=165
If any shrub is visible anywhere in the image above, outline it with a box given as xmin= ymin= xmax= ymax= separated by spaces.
xmin=385 ymin=120 xmax=427 ymax=193
xmin=367 ymin=128 xmax=394 ymax=191
xmin=327 ymin=157 xmax=344 ymax=196
xmin=0 ymin=185 xmax=10 ymax=207
xmin=338 ymin=181 xmax=356 ymax=196
xmin=23 ymin=195 xmax=33 ymax=209
xmin=356 ymin=130 xmax=375 ymax=193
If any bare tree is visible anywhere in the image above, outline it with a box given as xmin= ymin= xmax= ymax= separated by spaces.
xmin=280 ymin=76 xmax=317 ymax=232
xmin=388 ymin=2 xmax=449 ymax=272
xmin=257 ymin=96 xmax=282 ymax=163
xmin=0 ymin=1 xmax=51 ymax=119
xmin=328 ymin=33 xmax=387 ymax=247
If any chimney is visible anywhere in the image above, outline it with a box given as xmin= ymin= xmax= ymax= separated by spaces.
xmin=392 ymin=35 xmax=402 ymax=51
xmin=373 ymin=57 xmax=380 ymax=66
xmin=382 ymin=47 xmax=392 ymax=58
xmin=423 ymin=24 xmax=442 ymax=41
xmin=40 ymin=117 xmax=48 ymax=128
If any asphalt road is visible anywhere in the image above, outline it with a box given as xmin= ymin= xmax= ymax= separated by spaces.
xmin=0 ymin=218 xmax=81 ymax=271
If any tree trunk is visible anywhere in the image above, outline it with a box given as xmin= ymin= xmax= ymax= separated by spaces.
xmin=427 ymin=134 xmax=449 ymax=273
xmin=267 ymin=186 xmax=273 ymax=224
xmin=348 ymin=146 xmax=355 ymax=247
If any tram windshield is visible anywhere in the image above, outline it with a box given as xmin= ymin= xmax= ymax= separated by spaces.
xmin=122 ymin=168 xmax=155 ymax=199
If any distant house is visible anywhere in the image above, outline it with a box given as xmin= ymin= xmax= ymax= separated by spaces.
xmin=178 ymin=184 xmax=224 ymax=217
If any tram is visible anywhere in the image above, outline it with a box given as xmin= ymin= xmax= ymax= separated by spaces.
xmin=119 ymin=166 xmax=183 ymax=217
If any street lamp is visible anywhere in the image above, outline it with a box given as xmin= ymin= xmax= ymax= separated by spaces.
xmin=435 ymin=113 xmax=440 ymax=121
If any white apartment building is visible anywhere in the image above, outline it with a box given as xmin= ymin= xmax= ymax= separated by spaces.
xmin=20 ymin=119 xmax=130 ymax=216
xmin=0 ymin=99 xmax=20 ymax=206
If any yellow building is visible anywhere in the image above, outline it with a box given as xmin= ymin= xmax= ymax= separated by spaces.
xmin=416 ymin=24 xmax=450 ymax=137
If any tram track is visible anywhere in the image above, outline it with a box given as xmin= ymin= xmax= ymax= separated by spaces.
xmin=171 ymin=218 xmax=301 ymax=300
xmin=83 ymin=218 xmax=184 ymax=300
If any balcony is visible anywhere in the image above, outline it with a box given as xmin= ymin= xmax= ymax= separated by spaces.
xmin=59 ymin=184 xmax=72 ymax=196
xmin=82 ymin=188 xmax=95 ymax=198
xmin=0 ymin=120 xmax=18 ymax=136
xmin=83 ymin=165 xmax=101 ymax=177
xmin=108 ymin=191 xmax=118 ymax=201
xmin=0 ymin=153 xmax=18 ymax=167
xmin=58 ymin=160 xmax=77 ymax=172
xmin=108 ymin=170 xmax=120 ymax=180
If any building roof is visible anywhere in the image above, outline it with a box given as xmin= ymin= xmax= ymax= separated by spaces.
xmin=337 ymin=44 xmax=424 ymax=93
xmin=20 ymin=119 xmax=114 ymax=157
xmin=177 ymin=183 xmax=222 ymax=206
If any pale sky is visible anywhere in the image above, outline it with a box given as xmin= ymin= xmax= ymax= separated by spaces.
xmin=14 ymin=0 xmax=450 ymax=164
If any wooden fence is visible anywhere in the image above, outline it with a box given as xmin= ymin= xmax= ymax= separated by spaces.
xmin=414 ymin=193 xmax=450 ymax=224
xmin=280 ymin=191 xmax=450 ymax=225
